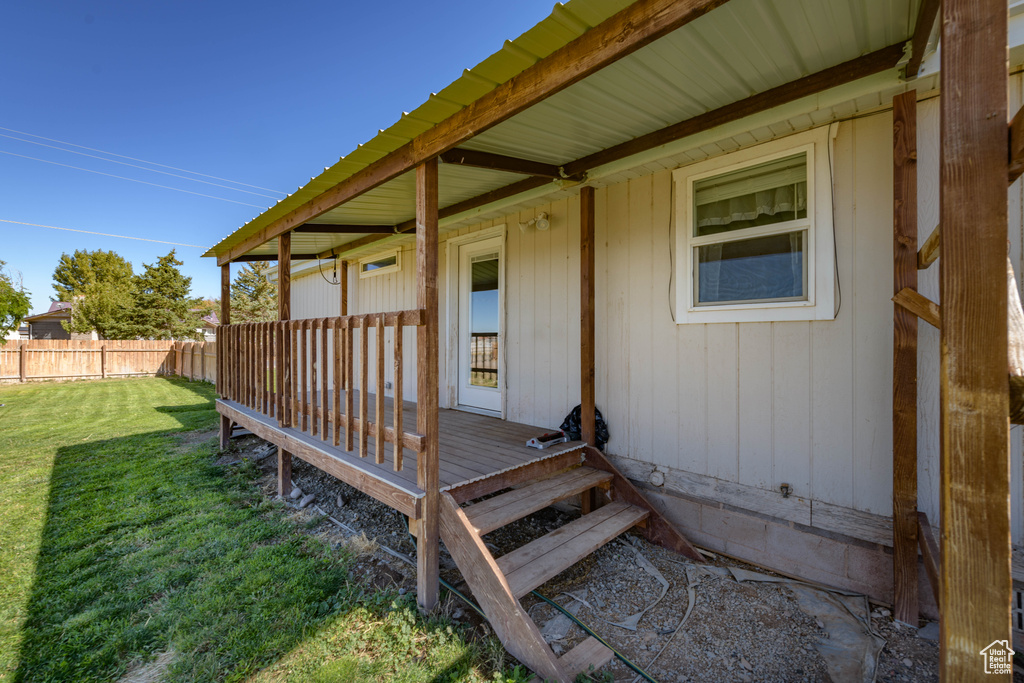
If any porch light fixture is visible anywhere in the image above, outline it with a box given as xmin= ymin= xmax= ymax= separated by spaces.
xmin=518 ymin=212 xmax=550 ymax=232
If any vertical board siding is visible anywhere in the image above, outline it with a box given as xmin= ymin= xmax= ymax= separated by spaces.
xmin=287 ymin=102 xmax=1024 ymax=539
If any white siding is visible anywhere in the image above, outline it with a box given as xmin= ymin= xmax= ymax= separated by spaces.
xmin=288 ymin=87 xmax=1024 ymax=540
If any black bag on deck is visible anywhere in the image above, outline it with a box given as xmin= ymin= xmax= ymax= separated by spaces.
xmin=559 ymin=404 xmax=609 ymax=451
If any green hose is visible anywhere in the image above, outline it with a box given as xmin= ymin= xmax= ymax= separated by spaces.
xmin=401 ymin=524 xmax=659 ymax=682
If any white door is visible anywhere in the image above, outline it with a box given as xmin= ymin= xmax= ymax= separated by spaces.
xmin=457 ymin=236 xmax=503 ymax=414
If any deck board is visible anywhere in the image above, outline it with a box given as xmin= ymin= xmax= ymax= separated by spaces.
xmin=218 ymin=392 xmax=584 ymax=496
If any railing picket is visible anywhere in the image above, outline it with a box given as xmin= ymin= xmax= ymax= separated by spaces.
xmin=359 ymin=316 xmax=368 ymax=459
xmin=299 ymin=320 xmax=307 ymax=432
xmin=345 ymin=318 xmax=354 ymax=452
xmin=393 ymin=314 xmax=404 ymax=472
xmin=263 ymin=323 xmax=270 ymax=414
xmin=333 ymin=323 xmax=341 ymax=447
xmin=321 ymin=318 xmax=329 ymax=440
xmin=310 ymin=319 xmax=319 ymax=437
xmin=290 ymin=322 xmax=299 ymax=428
xmin=375 ymin=316 xmax=386 ymax=464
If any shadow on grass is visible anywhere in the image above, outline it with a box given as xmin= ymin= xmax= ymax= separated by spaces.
xmin=11 ymin=379 xmax=354 ymax=682
xmin=12 ymin=378 xmax=491 ymax=683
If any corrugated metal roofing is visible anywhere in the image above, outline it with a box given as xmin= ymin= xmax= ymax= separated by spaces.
xmin=204 ymin=0 xmax=920 ymax=261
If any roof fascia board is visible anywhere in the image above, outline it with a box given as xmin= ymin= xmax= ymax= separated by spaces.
xmin=216 ymin=0 xmax=731 ymax=266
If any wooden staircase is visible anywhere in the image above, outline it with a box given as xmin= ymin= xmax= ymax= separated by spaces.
xmin=438 ymin=446 xmax=702 ymax=682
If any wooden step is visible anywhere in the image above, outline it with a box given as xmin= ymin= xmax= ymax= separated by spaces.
xmin=559 ymin=636 xmax=615 ymax=677
xmin=497 ymin=502 xmax=649 ymax=599
xmin=464 ymin=466 xmax=614 ymax=535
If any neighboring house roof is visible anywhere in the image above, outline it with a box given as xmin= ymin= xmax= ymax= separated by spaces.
xmin=204 ymin=0 xmax=938 ymax=265
xmin=24 ymin=302 xmax=72 ymax=322
xmin=200 ymin=312 xmax=219 ymax=327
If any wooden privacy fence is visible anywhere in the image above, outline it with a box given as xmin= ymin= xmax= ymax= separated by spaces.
xmin=219 ymin=311 xmax=425 ymax=473
xmin=0 ymin=339 xmax=217 ymax=383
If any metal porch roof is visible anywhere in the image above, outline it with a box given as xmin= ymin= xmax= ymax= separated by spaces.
xmin=204 ymin=0 xmax=921 ymax=262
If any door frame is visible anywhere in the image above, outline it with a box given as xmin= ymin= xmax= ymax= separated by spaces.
xmin=444 ymin=225 xmax=506 ymax=417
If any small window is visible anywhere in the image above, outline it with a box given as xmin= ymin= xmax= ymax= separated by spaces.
xmin=358 ymin=249 xmax=401 ymax=278
xmin=674 ymin=128 xmax=835 ymax=323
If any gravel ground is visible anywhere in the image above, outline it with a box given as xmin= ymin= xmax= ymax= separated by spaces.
xmin=227 ymin=434 xmax=951 ymax=682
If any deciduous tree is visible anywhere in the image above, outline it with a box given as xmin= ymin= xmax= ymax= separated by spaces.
xmin=0 ymin=260 xmax=30 ymax=343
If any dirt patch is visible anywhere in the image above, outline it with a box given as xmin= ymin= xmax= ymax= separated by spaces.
xmin=117 ymin=650 xmax=175 ymax=683
xmin=225 ymin=434 xmax=944 ymax=682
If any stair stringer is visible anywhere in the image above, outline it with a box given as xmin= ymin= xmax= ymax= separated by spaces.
xmin=582 ymin=446 xmax=705 ymax=562
xmin=438 ymin=492 xmax=570 ymax=682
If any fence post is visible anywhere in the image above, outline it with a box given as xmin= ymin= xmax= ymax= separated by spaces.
xmin=19 ymin=345 xmax=26 ymax=382
xmin=101 ymin=344 xmax=107 ymax=379
xmin=201 ymin=341 xmax=206 ymax=381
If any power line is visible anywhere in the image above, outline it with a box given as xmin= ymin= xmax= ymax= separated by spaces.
xmin=0 ymin=132 xmax=283 ymax=200
xmin=0 ymin=218 xmax=204 ymax=248
xmin=0 ymin=124 xmax=286 ymax=194
xmin=0 ymin=150 xmax=268 ymax=208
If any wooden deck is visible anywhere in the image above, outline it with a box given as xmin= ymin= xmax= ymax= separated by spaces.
xmin=216 ymin=392 xmax=584 ymax=518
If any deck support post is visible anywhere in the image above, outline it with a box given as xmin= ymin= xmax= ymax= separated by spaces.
xmin=278 ymin=232 xmax=293 ymax=497
xmin=218 ymin=264 xmax=231 ymax=450
xmin=938 ymin=0 xmax=1011 ymax=676
xmin=892 ymin=90 xmax=919 ymax=625
xmin=415 ymin=157 xmax=440 ymax=612
xmin=580 ymin=186 xmax=596 ymax=447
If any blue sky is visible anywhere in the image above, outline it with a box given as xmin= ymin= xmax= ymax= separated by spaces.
xmin=1 ymin=0 xmax=553 ymax=315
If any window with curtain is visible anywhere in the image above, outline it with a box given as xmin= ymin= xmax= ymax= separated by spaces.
xmin=673 ymin=129 xmax=836 ymax=324
xmin=691 ymin=152 xmax=808 ymax=305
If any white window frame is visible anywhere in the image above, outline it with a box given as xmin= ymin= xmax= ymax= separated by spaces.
xmin=358 ymin=248 xmax=401 ymax=279
xmin=673 ymin=127 xmax=836 ymax=324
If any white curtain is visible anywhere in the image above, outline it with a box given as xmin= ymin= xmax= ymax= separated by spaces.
xmin=696 ymin=182 xmax=807 ymax=229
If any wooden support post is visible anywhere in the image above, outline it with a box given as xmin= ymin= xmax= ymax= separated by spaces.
xmin=100 ymin=344 xmax=107 ymax=379
xmin=19 ymin=345 xmax=26 ymax=382
xmin=278 ymin=232 xmax=293 ymax=497
xmin=415 ymin=157 xmax=440 ymax=612
xmin=939 ymin=0 xmax=1011 ymax=676
xmin=892 ymin=90 xmax=919 ymax=625
xmin=219 ymin=415 xmax=231 ymax=451
xmin=580 ymin=186 xmax=597 ymax=446
xmin=220 ymin=264 xmax=230 ymax=396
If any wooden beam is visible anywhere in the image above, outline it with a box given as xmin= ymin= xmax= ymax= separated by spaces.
xmin=904 ymin=0 xmax=940 ymax=80
xmin=1009 ymin=104 xmax=1024 ymax=184
xmin=893 ymin=287 xmax=941 ymax=329
xmin=918 ymin=512 xmax=941 ymax=611
xmin=415 ymin=157 xmax=440 ymax=612
xmin=439 ymin=147 xmax=565 ymax=179
xmin=294 ymin=224 xmax=395 ymax=234
xmin=918 ymin=224 xmax=940 ymax=270
xmin=892 ymin=90 xmax=919 ymax=625
xmin=580 ymin=186 xmax=596 ymax=447
xmin=939 ymin=0 xmax=1011 ymax=676
xmin=215 ymin=0 xmax=731 ymax=265
xmin=561 ymin=43 xmax=904 ymax=177
xmin=318 ymin=177 xmax=553 ymax=260
xmin=231 ymin=253 xmax=321 ymax=262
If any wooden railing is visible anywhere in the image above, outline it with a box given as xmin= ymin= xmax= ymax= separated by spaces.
xmin=218 ymin=310 xmax=425 ymax=472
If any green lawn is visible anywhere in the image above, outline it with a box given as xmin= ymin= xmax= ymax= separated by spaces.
xmin=0 ymin=377 xmax=515 ymax=683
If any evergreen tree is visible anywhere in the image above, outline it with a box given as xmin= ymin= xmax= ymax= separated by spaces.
xmin=111 ymin=251 xmax=203 ymax=340
xmin=230 ymin=262 xmax=277 ymax=323
xmin=0 ymin=260 xmax=30 ymax=343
